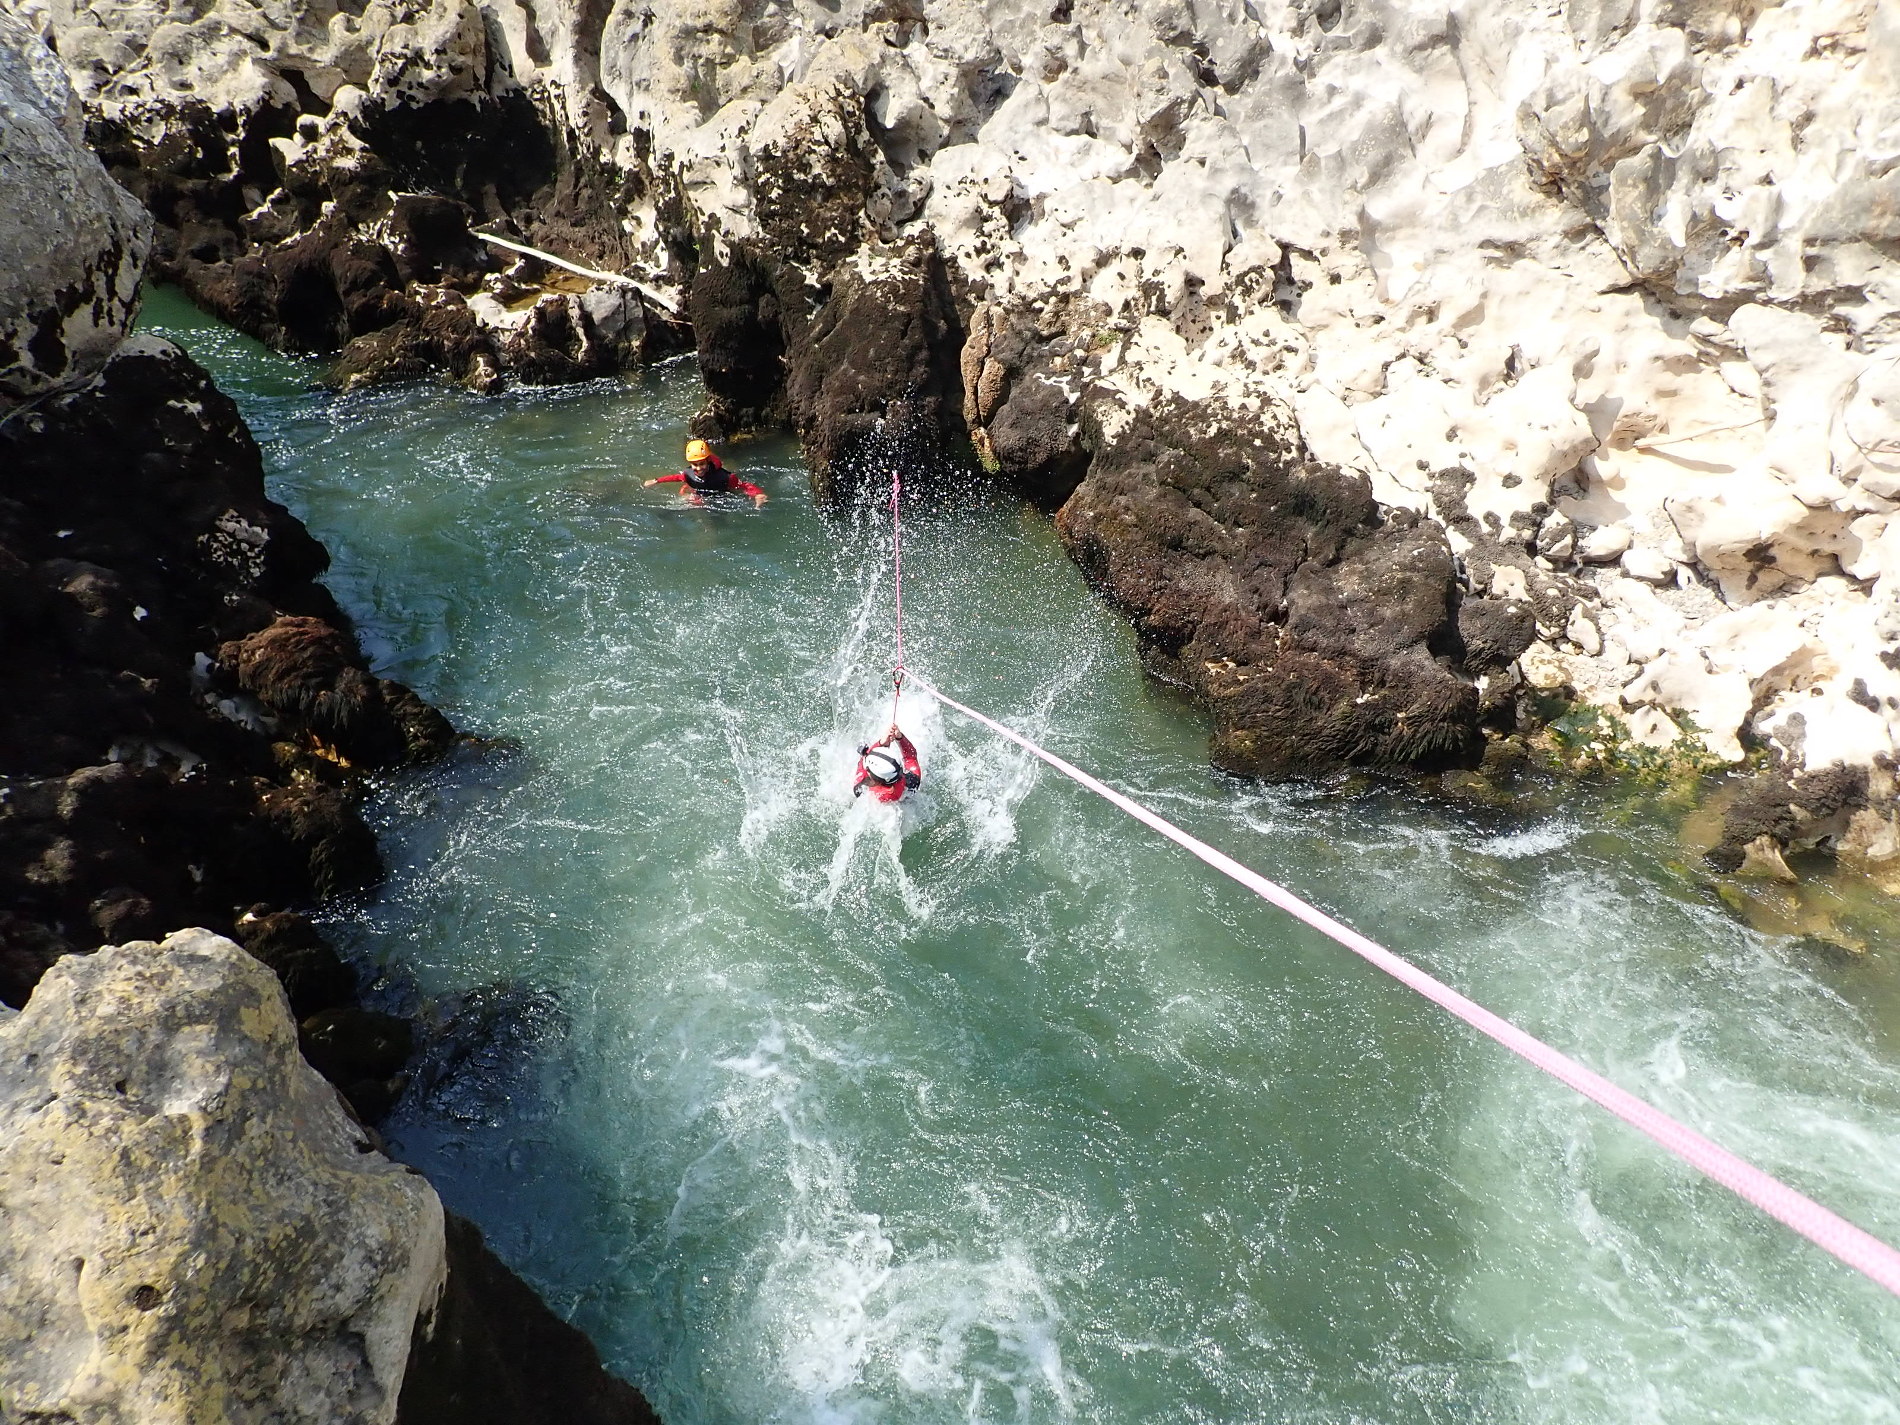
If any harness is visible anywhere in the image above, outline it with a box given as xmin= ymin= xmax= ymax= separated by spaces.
xmin=683 ymin=461 xmax=734 ymax=493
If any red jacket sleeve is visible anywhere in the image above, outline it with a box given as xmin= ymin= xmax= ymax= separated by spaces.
xmin=654 ymin=472 xmax=687 ymax=484
xmin=734 ymin=479 xmax=765 ymax=499
xmin=896 ymin=735 xmax=921 ymax=779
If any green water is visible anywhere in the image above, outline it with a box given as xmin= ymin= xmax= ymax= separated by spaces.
xmin=144 ymin=288 xmax=1900 ymax=1423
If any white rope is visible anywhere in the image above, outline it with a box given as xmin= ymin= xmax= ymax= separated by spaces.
xmin=472 ymin=232 xmax=681 ymax=315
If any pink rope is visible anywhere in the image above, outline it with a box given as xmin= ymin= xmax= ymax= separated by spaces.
xmin=905 ymin=671 xmax=1900 ymax=1299
xmin=890 ymin=467 xmax=905 ymax=722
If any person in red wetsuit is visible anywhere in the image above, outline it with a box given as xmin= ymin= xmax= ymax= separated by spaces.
xmin=853 ymin=726 xmax=921 ymax=803
xmin=644 ymin=438 xmax=767 ymax=508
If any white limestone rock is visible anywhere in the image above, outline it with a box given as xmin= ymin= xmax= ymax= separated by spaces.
xmin=1577 ymin=523 xmax=1634 ymax=564
xmin=0 ymin=11 xmax=149 ymax=403
xmin=0 ymin=929 xmax=445 ymax=1425
xmin=32 ymin=0 xmax=1900 ymax=782
xmin=586 ymin=0 xmax=1900 ymax=782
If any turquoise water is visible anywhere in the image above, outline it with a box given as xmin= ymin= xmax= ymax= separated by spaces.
xmin=145 ymin=288 xmax=1900 ymax=1423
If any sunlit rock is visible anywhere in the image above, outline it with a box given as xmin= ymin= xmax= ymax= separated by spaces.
xmin=29 ymin=0 xmax=1900 ymax=807
xmin=0 ymin=928 xmax=445 ymax=1425
xmin=0 ymin=10 xmax=148 ymax=403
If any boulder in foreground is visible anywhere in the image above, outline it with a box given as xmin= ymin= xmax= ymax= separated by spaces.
xmin=0 ymin=929 xmax=445 ymax=1425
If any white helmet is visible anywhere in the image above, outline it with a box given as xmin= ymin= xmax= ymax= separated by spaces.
xmin=862 ymin=747 xmax=904 ymax=785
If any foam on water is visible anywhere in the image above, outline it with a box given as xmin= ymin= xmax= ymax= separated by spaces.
xmin=141 ymin=287 xmax=1900 ymax=1425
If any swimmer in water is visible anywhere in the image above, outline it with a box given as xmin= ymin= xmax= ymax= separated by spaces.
xmin=853 ymin=726 xmax=921 ymax=804
xmin=644 ymin=438 xmax=767 ymax=508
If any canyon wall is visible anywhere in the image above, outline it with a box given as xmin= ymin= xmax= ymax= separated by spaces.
xmin=0 ymin=19 xmax=660 ymax=1421
xmin=20 ymin=0 xmax=1900 ymax=862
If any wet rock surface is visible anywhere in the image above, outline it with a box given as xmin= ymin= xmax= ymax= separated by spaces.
xmin=397 ymin=1212 xmax=663 ymax=1425
xmin=784 ymin=241 xmax=970 ymax=505
xmin=0 ymin=338 xmax=436 ymax=989
xmin=1058 ymin=397 xmax=1491 ymax=775
xmin=1709 ymin=763 xmax=1892 ymax=875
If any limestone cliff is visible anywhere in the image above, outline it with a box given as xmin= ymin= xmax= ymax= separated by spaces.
xmin=26 ymin=0 xmax=1900 ymax=861
xmin=0 ymin=929 xmax=446 ymax=1424
xmin=0 ymin=7 xmax=148 ymax=400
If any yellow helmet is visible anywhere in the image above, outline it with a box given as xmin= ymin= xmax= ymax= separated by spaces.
xmin=685 ymin=438 xmax=713 ymax=463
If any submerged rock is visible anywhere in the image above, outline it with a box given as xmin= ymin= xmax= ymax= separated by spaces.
xmin=0 ymin=929 xmax=447 ymax=1424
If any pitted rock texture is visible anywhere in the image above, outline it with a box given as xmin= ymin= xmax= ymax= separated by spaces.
xmin=0 ymin=929 xmax=447 ymax=1425
xmin=30 ymin=0 xmax=1900 ymax=814
xmin=15 ymin=0 xmax=678 ymax=390
xmin=0 ymin=8 xmax=149 ymax=402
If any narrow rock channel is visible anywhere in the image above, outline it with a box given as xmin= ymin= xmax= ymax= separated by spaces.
xmin=139 ymin=289 xmax=1900 ymax=1424
xmin=5 ymin=2 xmax=1900 ymax=1422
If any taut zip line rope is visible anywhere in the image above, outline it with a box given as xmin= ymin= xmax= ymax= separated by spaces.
xmin=889 ymin=466 xmax=906 ymax=724
xmin=898 ymin=670 xmax=1900 ymax=1300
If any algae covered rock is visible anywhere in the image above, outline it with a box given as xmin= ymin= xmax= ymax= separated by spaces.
xmin=0 ymin=928 xmax=445 ymax=1425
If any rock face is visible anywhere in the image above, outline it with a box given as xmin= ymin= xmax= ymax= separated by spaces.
xmin=397 ymin=1214 xmax=663 ymax=1425
xmin=1059 ymin=395 xmax=1508 ymax=774
xmin=0 ymin=8 xmax=149 ymax=401
xmin=1 ymin=19 xmax=448 ymax=1001
xmin=0 ymin=333 xmax=432 ymax=994
xmin=21 ymin=0 xmax=683 ymax=390
xmin=0 ymin=929 xmax=447 ymax=1425
xmin=29 ymin=1 xmax=1900 ymax=836
xmin=1 ymin=23 xmax=662 ymax=1422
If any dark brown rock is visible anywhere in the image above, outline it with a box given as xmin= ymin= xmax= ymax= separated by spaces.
xmin=0 ymin=340 xmax=445 ymax=978
xmin=217 ymin=614 xmax=455 ymax=770
xmin=300 ymin=1006 xmax=415 ymax=1086
xmin=93 ymin=70 xmax=659 ymax=395
xmin=87 ymin=886 xmax=163 ymax=944
xmin=0 ymin=914 xmax=74 ymax=1011
xmin=398 ymin=1213 xmax=661 ymax=1425
xmin=687 ymin=247 xmax=792 ymax=436
xmin=255 ymin=784 xmax=384 ymax=901
xmin=1709 ymin=763 xmax=1872 ymax=871
xmin=962 ymin=304 xmax=1089 ymax=507
xmin=985 ymin=372 xmax=1085 ymax=503
xmin=1456 ymin=596 xmax=1538 ymax=672
xmin=332 ymin=295 xmax=494 ymax=389
xmin=783 ymin=239 xmax=969 ymax=506
xmin=1057 ymin=397 xmax=1485 ymax=777
xmin=232 ymin=909 xmax=358 ymax=1021
xmin=220 ymin=616 xmax=382 ymax=745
